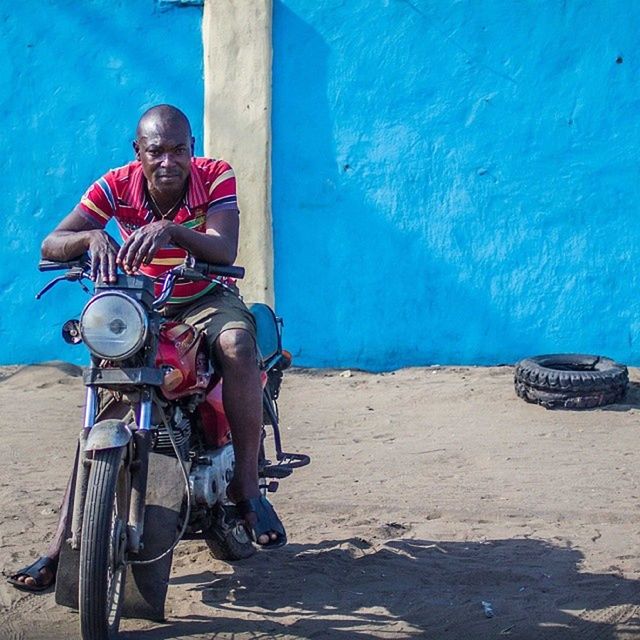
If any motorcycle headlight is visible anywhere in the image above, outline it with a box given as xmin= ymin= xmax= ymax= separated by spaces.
xmin=80 ymin=292 xmax=148 ymax=360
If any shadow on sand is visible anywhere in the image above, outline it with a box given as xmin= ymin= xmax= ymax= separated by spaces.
xmin=601 ymin=381 xmax=640 ymax=412
xmin=121 ymin=536 xmax=640 ymax=640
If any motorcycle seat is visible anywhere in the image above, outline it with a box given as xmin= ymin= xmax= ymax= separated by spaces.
xmin=248 ymin=303 xmax=281 ymax=362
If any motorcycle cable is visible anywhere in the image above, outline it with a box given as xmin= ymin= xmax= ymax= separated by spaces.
xmin=127 ymin=400 xmax=192 ymax=566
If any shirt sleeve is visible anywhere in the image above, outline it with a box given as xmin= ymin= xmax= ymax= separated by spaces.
xmin=78 ymin=174 xmax=117 ymax=227
xmin=206 ymin=162 xmax=238 ymax=215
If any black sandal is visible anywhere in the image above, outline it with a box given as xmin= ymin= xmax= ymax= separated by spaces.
xmin=236 ymin=496 xmax=287 ymax=549
xmin=6 ymin=556 xmax=57 ymax=592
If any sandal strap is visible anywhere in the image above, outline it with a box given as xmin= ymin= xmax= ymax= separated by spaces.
xmin=16 ymin=556 xmax=57 ymax=579
xmin=235 ymin=496 xmax=287 ymax=548
xmin=7 ymin=555 xmax=57 ymax=589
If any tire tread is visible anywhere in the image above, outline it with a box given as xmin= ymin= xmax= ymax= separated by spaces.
xmin=79 ymin=447 xmax=125 ymax=640
xmin=514 ymin=354 xmax=628 ymax=410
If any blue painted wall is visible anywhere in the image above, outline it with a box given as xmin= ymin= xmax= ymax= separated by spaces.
xmin=0 ymin=0 xmax=203 ymax=364
xmin=272 ymin=1 xmax=640 ymax=370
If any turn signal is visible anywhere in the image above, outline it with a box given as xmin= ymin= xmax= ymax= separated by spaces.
xmin=62 ymin=319 xmax=82 ymax=345
xmin=281 ymin=349 xmax=293 ymax=369
xmin=162 ymin=367 xmax=184 ymax=391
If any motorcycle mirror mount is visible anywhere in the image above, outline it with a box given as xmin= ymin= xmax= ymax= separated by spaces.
xmin=62 ymin=319 xmax=83 ymax=345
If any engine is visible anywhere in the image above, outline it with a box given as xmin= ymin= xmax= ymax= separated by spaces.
xmin=151 ymin=415 xmax=191 ymax=460
xmin=189 ymin=443 xmax=235 ymax=507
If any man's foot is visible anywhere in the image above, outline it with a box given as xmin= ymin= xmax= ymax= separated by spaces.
xmin=227 ymin=483 xmax=286 ymax=548
xmin=7 ymin=556 xmax=57 ymax=592
xmin=235 ymin=495 xmax=287 ymax=549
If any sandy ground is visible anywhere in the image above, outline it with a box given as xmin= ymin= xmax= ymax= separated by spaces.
xmin=1 ymin=362 xmax=640 ymax=639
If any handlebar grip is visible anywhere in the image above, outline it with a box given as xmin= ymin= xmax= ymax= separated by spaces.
xmin=38 ymin=255 xmax=90 ymax=272
xmin=193 ymin=261 xmax=245 ymax=279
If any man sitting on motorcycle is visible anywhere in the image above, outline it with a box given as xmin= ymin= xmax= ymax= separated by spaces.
xmin=8 ymin=104 xmax=285 ymax=591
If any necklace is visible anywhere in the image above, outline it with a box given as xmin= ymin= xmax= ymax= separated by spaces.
xmin=147 ymin=187 xmax=184 ymax=220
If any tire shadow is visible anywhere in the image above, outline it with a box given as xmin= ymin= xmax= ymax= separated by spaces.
xmin=601 ymin=381 xmax=640 ymax=412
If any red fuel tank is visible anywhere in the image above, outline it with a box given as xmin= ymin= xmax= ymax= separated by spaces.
xmin=156 ymin=322 xmax=210 ymax=400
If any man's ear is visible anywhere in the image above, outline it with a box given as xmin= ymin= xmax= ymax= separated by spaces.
xmin=132 ymin=140 xmax=140 ymax=160
xmin=190 ymin=137 xmax=195 ymax=155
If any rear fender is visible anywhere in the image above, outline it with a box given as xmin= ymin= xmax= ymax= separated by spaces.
xmin=85 ymin=419 xmax=132 ymax=452
xmin=248 ymin=303 xmax=281 ymax=363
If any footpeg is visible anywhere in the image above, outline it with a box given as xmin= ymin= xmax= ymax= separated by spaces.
xmin=262 ymin=464 xmax=293 ymax=479
xmin=262 ymin=452 xmax=310 ymax=480
xmin=277 ymin=452 xmax=311 ymax=468
xmin=260 ymin=480 xmax=279 ymax=493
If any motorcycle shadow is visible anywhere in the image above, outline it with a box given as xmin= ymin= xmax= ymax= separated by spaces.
xmin=121 ymin=536 xmax=640 ymax=639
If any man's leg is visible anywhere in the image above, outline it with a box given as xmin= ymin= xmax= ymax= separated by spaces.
xmin=9 ymin=468 xmax=72 ymax=588
xmin=9 ymin=396 xmax=128 ymax=590
xmin=214 ymin=328 xmax=279 ymax=544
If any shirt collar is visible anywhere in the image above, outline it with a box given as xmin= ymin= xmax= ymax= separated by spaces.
xmin=126 ymin=159 xmax=208 ymax=210
xmin=185 ymin=161 xmax=208 ymax=207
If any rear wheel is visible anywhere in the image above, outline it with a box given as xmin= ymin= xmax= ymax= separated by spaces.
xmin=79 ymin=446 xmax=129 ymax=640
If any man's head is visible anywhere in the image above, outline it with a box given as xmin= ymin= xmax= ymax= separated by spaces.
xmin=133 ymin=104 xmax=195 ymax=197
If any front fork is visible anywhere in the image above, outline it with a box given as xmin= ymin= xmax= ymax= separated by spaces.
xmin=70 ymin=386 xmax=153 ymax=554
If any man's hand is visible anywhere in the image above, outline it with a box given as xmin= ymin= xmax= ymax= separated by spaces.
xmin=117 ymin=220 xmax=174 ymax=274
xmin=88 ymin=230 xmax=120 ymax=283
xmin=41 ymin=207 xmax=121 ymax=284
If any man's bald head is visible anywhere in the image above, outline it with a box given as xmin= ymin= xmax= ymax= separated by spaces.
xmin=136 ymin=104 xmax=192 ymax=141
xmin=133 ymin=104 xmax=195 ymax=199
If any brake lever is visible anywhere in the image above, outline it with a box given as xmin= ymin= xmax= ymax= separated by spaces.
xmin=35 ymin=267 xmax=92 ymax=300
xmin=35 ymin=275 xmax=66 ymax=300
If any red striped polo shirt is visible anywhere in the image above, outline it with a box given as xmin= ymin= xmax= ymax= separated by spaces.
xmin=78 ymin=158 xmax=238 ymax=304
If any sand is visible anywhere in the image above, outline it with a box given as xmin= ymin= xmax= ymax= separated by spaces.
xmin=1 ymin=362 xmax=639 ymax=639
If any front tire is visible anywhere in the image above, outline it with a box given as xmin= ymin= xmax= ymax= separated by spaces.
xmin=79 ymin=446 xmax=129 ymax=640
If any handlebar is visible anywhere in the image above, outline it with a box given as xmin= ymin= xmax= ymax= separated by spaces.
xmin=153 ymin=261 xmax=243 ymax=309
xmin=38 ymin=256 xmax=244 ymax=279
xmin=38 ymin=255 xmax=91 ymax=272
xmin=189 ymin=260 xmax=245 ymax=280
xmin=36 ymin=254 xmax=92 ymax=299
xmin=36 ymin=255 xmax=245 ymax=303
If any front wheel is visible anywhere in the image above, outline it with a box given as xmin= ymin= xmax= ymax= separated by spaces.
xmin=79 ymin=446 xmax=129 ymax=640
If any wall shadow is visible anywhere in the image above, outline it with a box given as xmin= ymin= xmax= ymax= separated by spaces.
xmin=270 ymin=3 xmax=575 ymax=371
xmin=271 ymin=3 xmax=640 ymax=370
xmin=123 ymin=537 xmax=640 ymax=639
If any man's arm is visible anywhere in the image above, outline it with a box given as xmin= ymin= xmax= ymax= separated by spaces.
xmin=117 ymin=211 xmax=239 ymax=274
xmin=41 ymin=206 xmax=120 ymax=282
xmin=174 ymin=210 xmax=239 ymax=264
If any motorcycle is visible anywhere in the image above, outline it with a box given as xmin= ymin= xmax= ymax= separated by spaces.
xmin=36 ymin=256 xmax=310 ymax=639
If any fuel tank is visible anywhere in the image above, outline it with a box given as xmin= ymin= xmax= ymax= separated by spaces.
xmin=156 ymin=322 xmax=211 ymax=400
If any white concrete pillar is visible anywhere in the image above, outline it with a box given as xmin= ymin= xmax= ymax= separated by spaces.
xmin=202 ymin=0 xmax=274 ymax=305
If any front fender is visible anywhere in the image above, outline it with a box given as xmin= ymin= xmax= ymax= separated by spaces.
xmin=85 ymin=419 xmax=132 ymax=452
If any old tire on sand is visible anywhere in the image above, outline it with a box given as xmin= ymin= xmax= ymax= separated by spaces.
xmin=514 ymin=354 xmax=628 ymax=409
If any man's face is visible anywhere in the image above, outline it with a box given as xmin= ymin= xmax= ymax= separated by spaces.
xmin=134 ymin=119 xmax=194 ymax=195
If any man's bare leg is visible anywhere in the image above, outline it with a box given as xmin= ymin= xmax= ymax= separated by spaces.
xmin=10 ymin=397 xmax=128 ymax=589
xmin=215 ymin=328 xmax=279 ymax=544
xmin=11 ymin=467 xmax=72 ymax=588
